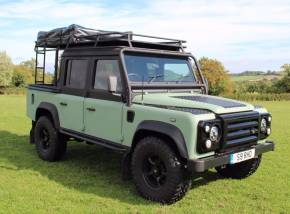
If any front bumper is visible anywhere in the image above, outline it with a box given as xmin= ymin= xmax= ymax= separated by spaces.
xmin=188 ymin=141 xmax=274 ymax=173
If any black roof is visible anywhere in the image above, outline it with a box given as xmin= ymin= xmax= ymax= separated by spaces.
xmin=36 ymin=24 xmax=186 ymax=51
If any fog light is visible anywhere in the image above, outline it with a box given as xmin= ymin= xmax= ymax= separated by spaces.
xmin=267 ymin=128 xmax=271 ymax=135
xmin=205 ymin=140 xmax=212 ymax=149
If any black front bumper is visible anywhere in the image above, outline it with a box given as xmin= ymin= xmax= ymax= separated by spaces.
xmin=188 ymin=141 xmax=274 ymax=173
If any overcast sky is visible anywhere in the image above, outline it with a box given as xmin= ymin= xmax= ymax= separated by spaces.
xmin=0 ymin=0 xmax=289 ymax=73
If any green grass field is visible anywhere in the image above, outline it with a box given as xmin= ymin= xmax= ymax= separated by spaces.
xmin=230 ymin=75 xmax=280 ymax=82
xmin=0 ymin=96 xmax=289 ymax=213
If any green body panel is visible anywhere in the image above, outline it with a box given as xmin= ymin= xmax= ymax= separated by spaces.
xmin=132 ymin=93 xmax=254 ymax=114
xmin=27 ymin=89 xmax=270 ymax=160
xmin=27 ymin=90 xmax=84 ymax=133
xmin=122 ymin=103 xmax=216 ymax=159
xmin=84 ymin=98 xmax=124 ymax=143
xmin=56 ymin=94 xmax=84 ymax=132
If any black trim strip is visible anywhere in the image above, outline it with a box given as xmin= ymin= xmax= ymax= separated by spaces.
xmin=28 ymin=85 xmax=60 ymax=93
xmin=60 ymin=128 xmax=130 ymax=152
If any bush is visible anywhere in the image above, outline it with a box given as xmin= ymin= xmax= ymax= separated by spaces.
xmin=0 ymin=87 xmax=26 ymax=95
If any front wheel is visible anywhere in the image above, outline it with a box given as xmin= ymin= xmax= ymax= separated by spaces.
xmin=131 ymin=136 xmax=191 ymax=204
xmin=34 ymin=116 xmax=67 ymax=161
xmin=216 ymin=155 xmax=262 ymax=179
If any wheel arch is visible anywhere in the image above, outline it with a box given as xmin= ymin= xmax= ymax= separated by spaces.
xmin=131 ymin=120 xmax=189 ymax=159
xmin=35 ymin=102 xmax=60 ymax=129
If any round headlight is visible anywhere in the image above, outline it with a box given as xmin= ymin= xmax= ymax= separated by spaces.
xmin=260 ymin=118 xmax=267 ymax=133
xmin=209 ymin=126 xmax=219 ymax=142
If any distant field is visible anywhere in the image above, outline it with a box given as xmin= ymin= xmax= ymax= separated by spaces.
xmin=0 ymin=96 xmax=289 ymax=213
xmin=230 ymin=75 xmax=280 ymax=82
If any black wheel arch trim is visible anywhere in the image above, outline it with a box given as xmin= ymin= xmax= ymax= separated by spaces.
xmin=36 ymin=102 xmax=60 ymax=129
xmin=135 ymin=120 xmax=189 ymax=159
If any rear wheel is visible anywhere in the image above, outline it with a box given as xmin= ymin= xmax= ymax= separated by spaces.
xmin=131 ymin=136 xmax=191 ymax=204
xmin=34 ymin=116 xmax=67 ymax=161
xmin=216 ymin=155 xmax=262 ymax=179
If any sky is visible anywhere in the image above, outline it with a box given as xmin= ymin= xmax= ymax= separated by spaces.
xmin=0 ymin=0 xmax=289 ymax=73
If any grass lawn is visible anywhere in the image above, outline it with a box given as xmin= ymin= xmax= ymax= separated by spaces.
xmin=0 ymin=96 xmax=289 ymax=213
xmin=230 ymin=75 xmax=279 ymax=82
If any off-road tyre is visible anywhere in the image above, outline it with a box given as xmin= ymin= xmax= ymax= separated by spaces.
xmin=131 ymin=136 xmax=192 ymax=204
xmin=34 ymin=116 xmax=67 ymax=161
xmin=215 ymin=155 xmax=262 ymax=179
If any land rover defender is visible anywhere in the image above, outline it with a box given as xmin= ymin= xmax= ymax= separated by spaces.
xmin=27 ymin=25 xmax=274 ymax=204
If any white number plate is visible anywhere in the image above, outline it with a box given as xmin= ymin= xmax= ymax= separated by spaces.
xmin=230 ymin=149 xmax=255 ymax=164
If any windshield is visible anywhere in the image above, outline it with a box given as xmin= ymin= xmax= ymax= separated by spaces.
xmin=124 ymin=53 xmax=196 ymax=84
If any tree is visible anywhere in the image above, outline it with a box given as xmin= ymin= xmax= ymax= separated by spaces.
xmin=198 ymin=57 xmax=233 ymax=95
xmin=0 ymin=51 xmax=13 ymax=87
xmin=273 ymin=64 xmax=290 ymax=93
xmin=20 ymin=58 xmax=36 ymax=73
xmin=12 ymin=65 xmax=33 ymax=87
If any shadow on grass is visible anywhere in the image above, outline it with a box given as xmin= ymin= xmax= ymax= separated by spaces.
xmin=0 ymin=130 xmax=222 ymax=204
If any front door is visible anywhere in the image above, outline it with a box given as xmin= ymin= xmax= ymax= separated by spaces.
xmin=58 ymin=58 xmax=89 ymax=133
xmin=84 ymin=58 xmax=124 ymax=144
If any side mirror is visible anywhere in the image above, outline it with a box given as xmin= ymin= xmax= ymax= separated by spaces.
xmin=108 ymin=75 xmax=117 ymax=93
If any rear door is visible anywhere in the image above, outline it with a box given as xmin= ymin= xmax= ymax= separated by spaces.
xmin=84 ymin=58 xmax=125 ymax=144
xmin=57 ymin=58 xmax=89 ymax=133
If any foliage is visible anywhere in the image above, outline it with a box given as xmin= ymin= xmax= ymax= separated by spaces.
xmin=0 ymin=96 xmax=289 ymax=213
xmin=199 ymin=57 xmax=233 ymax=95
xmin=20 ymin=58 xmax=36 ymax=72
xmin=227 ymin=93 xmax=290 ymax=101
xmin=12 ymin=65 xmax=34 ymax=87
xmin=0 ymin=87 xmax=26 ymax=95
xmin=0 ymin=51 xmax=14 ymax=87
xmin=272 ymin=64 xmax=290 ymax=93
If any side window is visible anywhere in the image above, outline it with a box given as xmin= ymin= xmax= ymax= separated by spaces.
xmin=65 ymin=59 xmax=88 ymax=89
xmin=94 ymin=60 xmax=122 ymax=92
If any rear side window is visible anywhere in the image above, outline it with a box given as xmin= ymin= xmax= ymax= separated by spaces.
xmin=94 ymin=60 xmax=122 ymax=92
xmin=65 ymin=59 xmax=88 ymax=89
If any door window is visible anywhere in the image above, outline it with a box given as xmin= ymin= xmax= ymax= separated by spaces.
xmin=65 ymin=59 xmax=88 ymax=89
xmin=94 ymin=60 xmax=122 ymax=92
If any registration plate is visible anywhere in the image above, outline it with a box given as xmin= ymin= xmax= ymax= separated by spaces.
xmin=230 ymin=149 xmax=255 ymax=164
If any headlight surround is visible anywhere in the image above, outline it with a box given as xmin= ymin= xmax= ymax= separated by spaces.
xmin=198 ymin=120 xmax=222 ymax=153
xmin=259 ymin=114 xmax=272 ymax=139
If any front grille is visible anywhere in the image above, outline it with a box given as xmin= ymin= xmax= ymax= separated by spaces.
xmin=219 ymin=111 xmax=259 ymax=150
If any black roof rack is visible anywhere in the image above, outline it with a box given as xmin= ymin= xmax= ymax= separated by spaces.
xmin=35 ymin=24 xmax=186 ymax=52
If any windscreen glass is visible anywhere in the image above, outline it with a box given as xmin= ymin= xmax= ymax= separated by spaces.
xmin=124 ymin=54 xmax=196 ymax=84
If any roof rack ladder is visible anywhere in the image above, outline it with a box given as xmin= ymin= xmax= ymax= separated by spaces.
xmin=35 ymin=46 xmax=46 ymax=84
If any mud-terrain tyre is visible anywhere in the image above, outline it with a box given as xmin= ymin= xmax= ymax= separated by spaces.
xmin=215 ymin=155 xmax=262 ymax=179
xmin=131 ymin=136 xmax=192 ymax=204
xmin=34 ymin=116 xmax=67 ymax=161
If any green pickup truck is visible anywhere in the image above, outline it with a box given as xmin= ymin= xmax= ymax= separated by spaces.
xmin=27 ymin=25 xmax=274 ymax=204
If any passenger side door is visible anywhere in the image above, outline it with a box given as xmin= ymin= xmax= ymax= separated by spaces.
xmin=84 ymin=58 xmax=125 ymax=144
xmin=57 ymin=58 xmax=89 ymax=133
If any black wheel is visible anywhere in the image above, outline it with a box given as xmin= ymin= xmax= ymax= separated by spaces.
xmin=216 ymin=155 xmax=262 ymax=179
xmin=131 ymin=136 xmax=192 ymax=204
xmin=34 ymin=116 xmax=67 ymax=161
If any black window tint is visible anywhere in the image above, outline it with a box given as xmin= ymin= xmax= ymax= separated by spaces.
xmin=94 ymin=60 xmax=122 ymax=92
xmin=65 ymin=59 xmax=88 ymax=89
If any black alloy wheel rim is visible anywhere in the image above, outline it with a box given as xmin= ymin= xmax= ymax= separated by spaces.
xmin=40 ymin=128 xmax=50 ymax=150
xmin=143 ymin=155 xmax=167 ymax=188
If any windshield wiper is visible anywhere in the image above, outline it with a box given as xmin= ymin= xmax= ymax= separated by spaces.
xmin=148 ymin=74 xmax=164 ymax=83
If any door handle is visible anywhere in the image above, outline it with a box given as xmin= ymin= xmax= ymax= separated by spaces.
xmin=86 ymin=107 xmax=96 ymax=112
xmin=60 ymin=102 xmax=68 ymax=106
